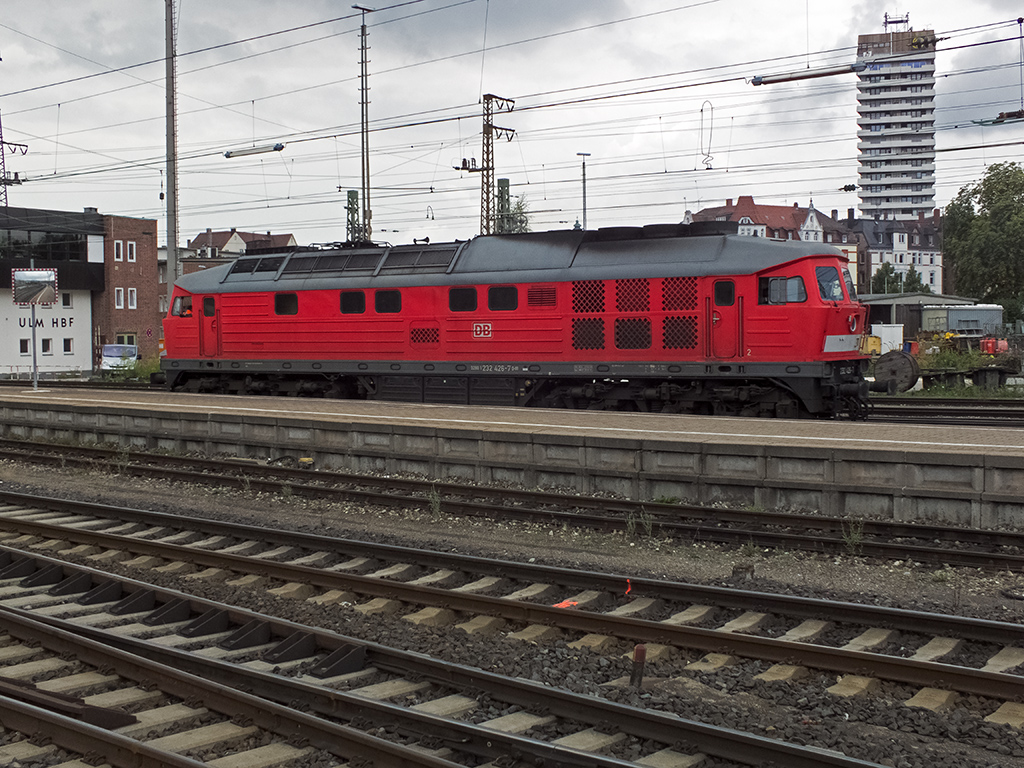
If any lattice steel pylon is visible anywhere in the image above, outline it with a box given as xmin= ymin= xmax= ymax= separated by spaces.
xmin=478 ymin=94 xmax=514 ymax=235
xmin=0 ymin=110 xmax=28 ymax=208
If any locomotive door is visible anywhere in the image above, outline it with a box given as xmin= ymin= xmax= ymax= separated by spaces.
xmin=710 ymin=280 xmax=738 ymax=358
xmin=199 ymin=296 xmax=219 ymax=357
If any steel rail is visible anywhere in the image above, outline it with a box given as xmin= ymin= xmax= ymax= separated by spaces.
xmin=2 ymin=493 xmax=1023 ymax=646
xmin=0 ymin=607 xmax=457 ymax=768
xmin=2 ymin=514 xmax=1022 ymax=701
xmin=0 ymin=445 xmax=1022 ymax=571
xmin=6 ymin=435 xmax=1024 ymax=554
xmin=0 ymin=696 xmax=207 ymax=768
xmin=0 ymin=607 xmax=623 ymax=768
xmin=0 ymin=554 xmax=888 ymax=768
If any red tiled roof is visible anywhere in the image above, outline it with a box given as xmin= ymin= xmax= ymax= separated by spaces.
xmin=186 ymin=230 xmax=295 ymax=250
xmin=691 ymin=195 xmax=849 ymax=239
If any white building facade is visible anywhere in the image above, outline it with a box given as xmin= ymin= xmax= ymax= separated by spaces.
xmin=9 ymin=288 xmax=95 ymax=378
xmin=856 ymin=24 xmax=936 ymax=221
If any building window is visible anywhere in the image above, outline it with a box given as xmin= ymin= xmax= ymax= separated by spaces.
xmin=41 ymin=338 xmax=52 ymax=355
xmin=115 ymin=287 xmax=124 ymax=309
xmin=62 ymin=292 xmax=72 ymax=308
xmin=128 ymin=288 xmax=137 ymax=310
xmin=127 ymin=241 xmax=136 ymax=262
xmin=63 ymin=338 xmax=73 ymax=354
xmin=114 ymin=241 xmax=123 ymax=261
xmin=19 ymin=339 xmax=29 ymax=355
xmin=116 ymin=333 xmax=137 ymax=345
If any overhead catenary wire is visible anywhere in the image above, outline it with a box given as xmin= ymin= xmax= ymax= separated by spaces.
xmin=4 ymin=8 xmax=1022 ymax=241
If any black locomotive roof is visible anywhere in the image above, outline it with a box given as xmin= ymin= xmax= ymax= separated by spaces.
xmin=174 ymin=222 xmax=844 ymax=295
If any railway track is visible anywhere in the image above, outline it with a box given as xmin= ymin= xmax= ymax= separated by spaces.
xmin=1 ymin=493 xmax=1022 ymax=712
xmin=0 ymin=546 xmax=888 ymax=768
xmin=869 ymin=397 xmax=1024 ymax=426
xmin=0 ymin=603 xmax=444 ymax=767
xmin=2 ymin=437 xmax=1022 ymax=571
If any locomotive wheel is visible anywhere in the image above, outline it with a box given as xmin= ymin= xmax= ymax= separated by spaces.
xmin=873 ymin=351 xmax=920 ymax=393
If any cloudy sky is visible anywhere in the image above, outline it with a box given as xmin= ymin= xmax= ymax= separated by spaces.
xmin=1 ymin=0 xmax=1022 ymax=247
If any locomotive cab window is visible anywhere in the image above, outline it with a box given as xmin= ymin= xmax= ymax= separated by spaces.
xmin=759 ymin=276 xmax=807 ymax=305
xmin=171 ymin=295 xmax=193 ymax=317
xmin=375 ymin=290 xmax=401 ymax=314
xmin=842 ymin=268 xmax=857 ymax=300
xmin=203 ymin=297 xmax=215 ymax=317
xmin=340 ymin=291 xmax=365 ymax=314
xmin=815 ymin=266 xmax=845 ymax=302
xmin=275 ymin=293 xmax=299 ymax=315
xmin=713 ymin=280 xmax=734 ymax=306
xmin=488 ymin=285 xmax=518 ymax=311
xmin=449 ymin=287 xmax=477 ymax=312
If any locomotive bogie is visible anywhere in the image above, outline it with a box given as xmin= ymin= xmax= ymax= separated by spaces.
xmin=161 ymin=225 xmax=870 ymax=418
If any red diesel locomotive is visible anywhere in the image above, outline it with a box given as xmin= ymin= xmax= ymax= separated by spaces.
xmin=161 ymin=221 xmax=870 ymax=418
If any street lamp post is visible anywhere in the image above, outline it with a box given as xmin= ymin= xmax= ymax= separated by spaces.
xmin=577 ymin=152 xmax=590 ymax=230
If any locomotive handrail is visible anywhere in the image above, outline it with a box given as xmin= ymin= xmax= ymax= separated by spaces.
xmin=444 ymin=239 xmax=473 ymax=275
xmin=370 ymin=246 xmax=391 ymax=276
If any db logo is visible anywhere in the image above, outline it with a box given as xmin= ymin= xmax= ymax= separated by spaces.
xmin=473 ymin=323 xmax=492 ymax=338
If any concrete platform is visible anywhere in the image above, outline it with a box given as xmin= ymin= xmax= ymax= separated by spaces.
xmin=3 ymin=389 xmax=1024 ymax=526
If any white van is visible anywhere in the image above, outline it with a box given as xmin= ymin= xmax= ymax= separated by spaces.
xmin=100 ymin=344 xmax=140 ymax=372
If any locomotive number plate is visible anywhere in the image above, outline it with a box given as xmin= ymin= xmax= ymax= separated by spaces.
xmin=473 ymin=323 xmax=492 ymax=338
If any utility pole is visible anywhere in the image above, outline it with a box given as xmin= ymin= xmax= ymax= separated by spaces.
xmin=457 ymin=95 xmax=514 ymax=235
xmin=577 ymin=152 xmax=590 ymax=230
xmin=354 ymin=5 xmax=373 ymax=242
xmin=0 ymin=110 xmax=27 ymax=208
xmin=165 ymin=0 xmax=179 ymax=303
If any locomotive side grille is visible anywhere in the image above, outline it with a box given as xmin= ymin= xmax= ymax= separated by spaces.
xmin=316 ymin=254 xmax=350 ymax=271
xmin=527 ymin=285 xmax=557 ymax=307
xmin=616 ymin=279 xmax=650 ymax=312
xmin=663 ymin=276 xmax=698 ymax=310
xmin=663 ymin=316 xmax=699 ymax=349
xmin=572 ymin=280 xmax=605 ymax=313
xmin=572 ymin=318 xmax=605 ymax=350
xmin=346 ymin=253 xmax=382 ymax=271
xmin=614 ymin=318 xmax=652 ymax=350
xmin=410 ymin=327 xmax=440 ymax=345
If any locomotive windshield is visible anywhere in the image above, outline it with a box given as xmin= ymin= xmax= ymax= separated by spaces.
xmin=815 ymin=266 xmax=845 ymax=302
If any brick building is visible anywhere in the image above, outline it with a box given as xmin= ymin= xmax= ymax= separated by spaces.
xmin=0 ymin=205 xmax=160 ymax=378
xmin=91 ymin=213 xmax=162 ymax=364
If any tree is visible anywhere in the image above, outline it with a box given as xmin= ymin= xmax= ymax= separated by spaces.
xmin=902 ymin=265 xmax=930 ymax=294
xmin=494 ymin=193 xmax=532 ymax=234
xmin=944 ymin=161 xmax=1024 ymax=322
xmin=508 ymin=194 xmax=532 ymax=233
xmin=871 ymin=262 xmax=898 ymax=293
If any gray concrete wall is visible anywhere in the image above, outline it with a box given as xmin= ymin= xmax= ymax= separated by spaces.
xmin=2 ymin=400 xmax=1021 ymax=528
